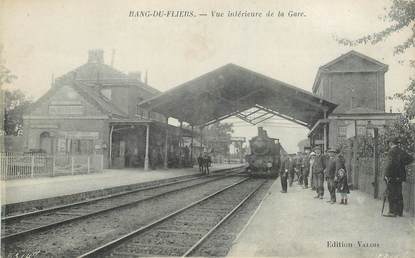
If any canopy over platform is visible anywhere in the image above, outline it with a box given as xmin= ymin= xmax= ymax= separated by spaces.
xmin=139 ymin=64 xmax=337 ymax=128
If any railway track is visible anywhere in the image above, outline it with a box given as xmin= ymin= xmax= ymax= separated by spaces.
xmin=1 ymin=167 xmax=244 ymax=244
xmin=78 ymin=178 xmax=267 ymax=257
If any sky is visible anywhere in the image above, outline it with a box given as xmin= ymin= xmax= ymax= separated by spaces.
xmin=1 ymin=0 xmax=413 ymax=153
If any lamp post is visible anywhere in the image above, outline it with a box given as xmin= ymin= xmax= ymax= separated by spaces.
xmin=367 ymin=121 xmax=380 ymax=199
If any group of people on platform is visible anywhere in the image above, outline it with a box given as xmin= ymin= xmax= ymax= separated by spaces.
xmin=280 ymin=146 xmax=350 ymax=204
xmin=197 ymin=152 xmax=212 ymax=175
xmin=279 ymin=137 xmax=414 ymax=216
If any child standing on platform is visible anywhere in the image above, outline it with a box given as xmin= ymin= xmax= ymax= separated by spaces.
xmin=336 ymin=168 xmax=350 ymax=204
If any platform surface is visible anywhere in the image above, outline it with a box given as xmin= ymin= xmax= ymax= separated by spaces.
xmin=1 ymin=163 xmax=243 ymax=205
xmin=229 ymin=179 xmax=415 ymax=258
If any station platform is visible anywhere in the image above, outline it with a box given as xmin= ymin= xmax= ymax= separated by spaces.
xmin=229 ymin=179 xmax=415 ymax=258
xmin=1 ymin=163 xmax=243 ymax=205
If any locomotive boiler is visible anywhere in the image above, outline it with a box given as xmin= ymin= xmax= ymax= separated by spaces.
xmin=245 ymin=127 xmax=281 ymax=178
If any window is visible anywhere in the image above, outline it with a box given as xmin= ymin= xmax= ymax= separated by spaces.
xmin=337 ymin=126 xmax=347 ymax=137
xmin=357 ymin=126 xmax=366 ymax=136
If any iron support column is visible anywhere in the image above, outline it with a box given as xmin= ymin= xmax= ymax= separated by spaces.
xmin=190 ymin=125 xmax=194 ymax=167
xmin=323 ymin=110 xmax=328 ymax=152
xmin=144 ymin=123 xmax=150 ymax=171
xmin=200 ymin=126 xmax=204 ymax=153
xmin=109 ymin=125 xmax=113 ymax=168
xmin=179 ymin=121 xmax=183 ymax=167
xmin=164 ymin=117 xmax=169 ymax=169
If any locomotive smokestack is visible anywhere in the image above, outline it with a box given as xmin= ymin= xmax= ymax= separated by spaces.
xmin=258 ymin=127 xmax=264 ymax=137
xmin=258 ymin=127 xmax=267 ymax=137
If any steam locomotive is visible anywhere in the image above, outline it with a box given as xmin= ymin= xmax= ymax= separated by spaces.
xmin=245 ymin=127 xmax=282 ymax=178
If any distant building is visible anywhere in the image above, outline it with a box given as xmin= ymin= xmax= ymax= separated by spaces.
xmin=308 ymin=51 xmax=400 ymax=150
xmin=23 ymin=49 xmax=189 ymax=169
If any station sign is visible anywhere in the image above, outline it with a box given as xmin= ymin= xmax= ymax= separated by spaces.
xmin=57 ymin=131 xmax=99 ymax=140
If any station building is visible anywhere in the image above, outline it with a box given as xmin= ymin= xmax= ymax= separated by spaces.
xmin=22 ymin=49 xmax=401 ymax=171
xmin=23 ymin=50 xmax=192 ymax=169
xmin=308 ymin=51 xmax=400 ymax=149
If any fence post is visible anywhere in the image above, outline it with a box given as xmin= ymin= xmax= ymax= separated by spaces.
xmin=71 ymin=156 xmax=74 ymax=175
xmin=87 ymin=156 xmax=90 ymax=174
xmin=31 ymin=155 xmax=35 ymax=178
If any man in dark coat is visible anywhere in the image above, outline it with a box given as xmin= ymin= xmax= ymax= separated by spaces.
xmin=280 ymin=156 xmax=290 ymax=193
xmin=296 ymin=153 xmax=303 ymax=185
xmin=288 ymin=155 xmax=295 ymax=187
xmin=324 ymin=149 xmax=337 ymax=204
xmin=383 ymin=137 xmax=414 ymax=217
xmin=197 ymin=154 xmax=204 ymax=172
xmin=302 ymin=150 xmax=311 ymax=189
xmin=312 ymin=146 xmax=326 ymax=199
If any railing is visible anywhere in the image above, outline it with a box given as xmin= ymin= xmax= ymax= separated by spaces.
xmin=0 ymin=152 xmax=104 ymax=180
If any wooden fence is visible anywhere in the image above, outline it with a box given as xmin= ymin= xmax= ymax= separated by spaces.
xmin=0 ymin=152 xmax=104 ymax=180
xmin=356 ymin=157 xmax=415 ymax=216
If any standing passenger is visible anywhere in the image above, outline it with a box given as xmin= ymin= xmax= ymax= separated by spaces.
xmin=288 ymin=155 xmax=295 ymax=187
xmin=296 ymin=153 xmax=303 ymax=185
xmin=203 ymin=152 xmax=212 ymax=175
xmin=325 ymin=149 xmax=337 ymax=204
xmin=309 ymin=152 xmax=316 ymax=190
xmin=383 ymin=137 xmax=414 ymax=217
xmin=280 ymin=156 xmax=290 ymax=193
xmin=302 ymin=149 xmax=311 ymax=189
xmin=197 ymin=154 xmax=203 ymax=172
xmin=312 ymin=146 xmax=325 ymax=199
xmin=336 ymin=168 xmax=350 ymax=204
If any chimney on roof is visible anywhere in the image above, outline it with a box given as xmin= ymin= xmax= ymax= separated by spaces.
xmin=128 ymin=71 xmax=141 ymax=81
xmin=88 ymin=49 xmax=104 ymax=64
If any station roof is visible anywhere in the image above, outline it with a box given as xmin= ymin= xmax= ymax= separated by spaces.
xmin=139 ymin=64 xmax=337 ymax=128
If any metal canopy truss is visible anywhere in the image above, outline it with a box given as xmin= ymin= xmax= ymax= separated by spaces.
xmin=139 ymin=63 xmax=337 ymax=128
xmin=233 ymin=107 xmax=274 ymax=125
xmin=254 ymin=105 xmax=309 ymax=127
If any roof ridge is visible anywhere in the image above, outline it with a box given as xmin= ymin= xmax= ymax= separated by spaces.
xmin=321 ymin=50 xmax=388 ymax=70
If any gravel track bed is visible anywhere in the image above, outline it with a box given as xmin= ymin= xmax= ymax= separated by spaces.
xmin=3 ymin=173 xmax=203 ymax=217
xmin=101 ymin=178 xmax=266 ymax=257
xmin=2 ymin=174 xmax=236 ymax=237
xmin=3 ymin=167 xmax=244 ymax=217
xmin=191 ymin=178 xmax=275 ymax=257
xmin=2 ymin=176 xmax=245 ymax=258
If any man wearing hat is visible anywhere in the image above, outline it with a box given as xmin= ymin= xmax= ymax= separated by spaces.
xmin=295 ymin=153 xmax=303 ymax=185
xmin=288 ymin=154 xmax=296 ymax=187
xmin=325 ymin=148 xmax=338 ymax=204
xmin=312 ymin=146 xmax=326 ymax=199
xmin=308 ymin=151 xmax=316 ymax=189
xmin=302 ymin=149 xmax=311 ymax=189
xmin=280 ymin=155 xmax=291 ymax=193
xmin=383 ymin=137 xmax=414 ymax=217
